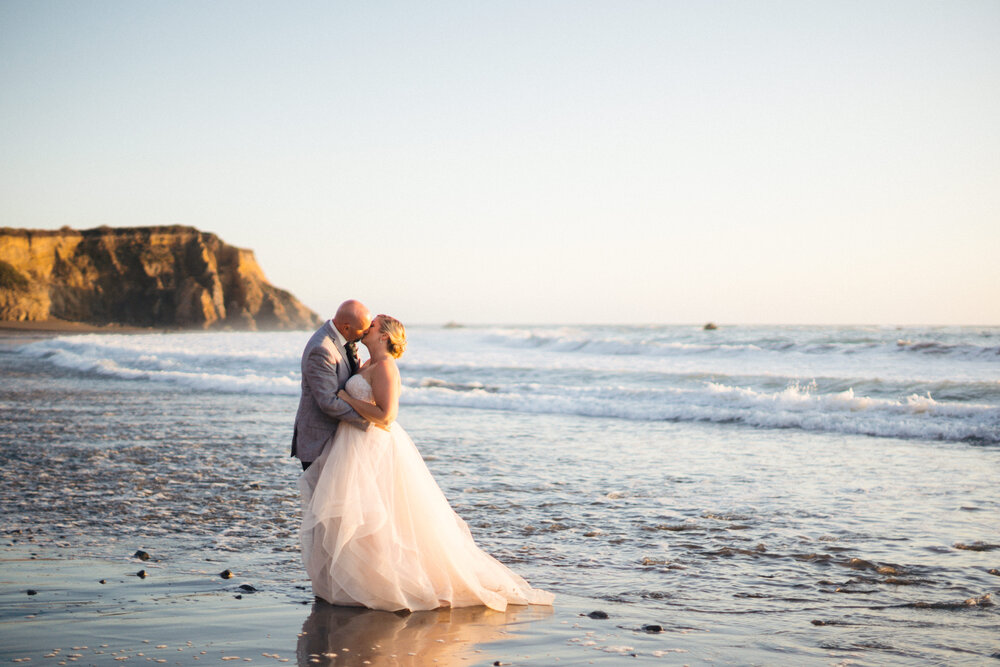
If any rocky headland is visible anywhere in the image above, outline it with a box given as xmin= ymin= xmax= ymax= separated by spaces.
xmin=0 ymin=226 xmax=320 ymax=330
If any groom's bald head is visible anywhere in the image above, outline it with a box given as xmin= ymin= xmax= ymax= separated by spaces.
xmin=333 ymin=300 xmax=372 ymax=342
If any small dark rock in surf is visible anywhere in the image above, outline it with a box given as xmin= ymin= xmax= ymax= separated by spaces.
xmin=219 ymin=569 xmax=234 ymax=579
xmin=234 ymin=594 xmax=242 ymax=599
xmin=587 ymin=610 xmax=609 ymax=619
xmin=239 ymin=584 xmax=257 ymax=593
xmin=954 ymin=541 xmax=1000 ymax=551
xmin=133 ymin=550 xmax=151 ymax=561
xmin=642 ymin=624 xmax=663 ymax=633
xmin=26 ymin=589 xmax=37 ymax=595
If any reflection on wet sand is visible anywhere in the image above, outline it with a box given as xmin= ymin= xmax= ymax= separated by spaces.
xmin=296 ymin=602 xmax=553 ymax=666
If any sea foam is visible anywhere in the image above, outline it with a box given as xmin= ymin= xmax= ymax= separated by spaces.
xmin=16 ymin=325 xmax=1000 ymax=444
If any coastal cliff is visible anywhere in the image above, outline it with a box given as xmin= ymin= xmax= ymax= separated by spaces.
xmin=0 ymin=226 xmax=320 ymax=330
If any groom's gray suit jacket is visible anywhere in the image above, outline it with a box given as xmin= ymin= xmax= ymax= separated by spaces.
xmin=291 ymin=320 xmax=369 ymax=463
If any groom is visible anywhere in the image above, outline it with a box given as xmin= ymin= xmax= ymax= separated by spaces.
xmin=292 ymin=299 xmax=373 ymax=471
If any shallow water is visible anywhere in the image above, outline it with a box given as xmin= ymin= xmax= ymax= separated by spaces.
xmin=2 ymin=332 xmax=999 ymax=664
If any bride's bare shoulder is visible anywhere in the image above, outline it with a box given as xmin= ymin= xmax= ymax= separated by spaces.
xmin=369 ymin=357 xmax=399 ymax=380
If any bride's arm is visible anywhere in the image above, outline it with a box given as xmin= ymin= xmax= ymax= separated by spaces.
xmin=337 ymin=362 xmax=400 ymax=430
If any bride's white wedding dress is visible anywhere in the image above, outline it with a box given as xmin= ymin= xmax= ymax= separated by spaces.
xmin=299 ymin=374 xmax=554 ymax=612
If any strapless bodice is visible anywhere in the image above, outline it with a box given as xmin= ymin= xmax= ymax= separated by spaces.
xmin=345 ymin=374 xmax=374 ymax=403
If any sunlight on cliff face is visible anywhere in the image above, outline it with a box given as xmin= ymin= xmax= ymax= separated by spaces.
xmin=0 ymin=226 xmax=319 ymax=330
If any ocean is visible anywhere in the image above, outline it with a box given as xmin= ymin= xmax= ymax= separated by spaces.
xmin=2 ymin=324 xmax=998 ymax=664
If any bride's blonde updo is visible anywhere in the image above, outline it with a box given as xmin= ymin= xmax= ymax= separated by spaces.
xmin=379 ymin=315 xmax=407 ymax=359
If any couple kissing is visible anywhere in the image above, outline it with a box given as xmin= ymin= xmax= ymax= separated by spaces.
xmin=292 ymin=300 xmax=553 ymax=613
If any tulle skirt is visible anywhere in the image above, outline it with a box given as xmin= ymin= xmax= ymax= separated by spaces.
xmin=299 ymin=422 xmax=554 ymax=612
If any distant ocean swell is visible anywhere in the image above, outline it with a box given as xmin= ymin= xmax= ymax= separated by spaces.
xmin=17 ymin=329 xmax=999 ymax=445
xmin=485 ymin=328 xmax=1000 ymax=360
xmin=403 ymin=378 xmax=999 ymax=443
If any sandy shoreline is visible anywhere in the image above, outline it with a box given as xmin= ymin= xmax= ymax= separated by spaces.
xmin=1 ymin=542 xmax=666 ymax=666
xmin=0 ymin=320 xmax=159 ymax=347
xmin=0 ymin=320 xmax=158 ymax=333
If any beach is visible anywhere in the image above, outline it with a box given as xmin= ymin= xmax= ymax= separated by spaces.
xmin=1 ymin=545 xmax=570 ymax=665
xmin=2 ymin=324 xmax=998 ymax=665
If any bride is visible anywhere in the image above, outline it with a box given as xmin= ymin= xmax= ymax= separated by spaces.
xmin=299 ymin=314 xmax=554 ymax=612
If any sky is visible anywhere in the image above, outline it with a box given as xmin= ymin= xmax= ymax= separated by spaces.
xmin=1 ymin=1 xmax=998 ymax=325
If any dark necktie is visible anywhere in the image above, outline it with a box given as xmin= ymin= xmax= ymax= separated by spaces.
xmin=344 ymin=341 xmax=359 ymax=375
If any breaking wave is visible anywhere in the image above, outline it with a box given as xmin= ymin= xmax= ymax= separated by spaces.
xmin=16 ymin=325 xmax=1000 ymax=444
xmin=401 ymin=379 xmax=1000 ymax=443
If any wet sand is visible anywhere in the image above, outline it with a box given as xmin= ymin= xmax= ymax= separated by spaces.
xmin=1 ymin=544 xmax=307 ymax=664
xmin=1 ymin=543 xmax=672 ymax=666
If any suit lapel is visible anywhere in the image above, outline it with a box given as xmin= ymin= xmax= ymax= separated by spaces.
xmin=325 ymin=321 xmax=351 ymax=377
